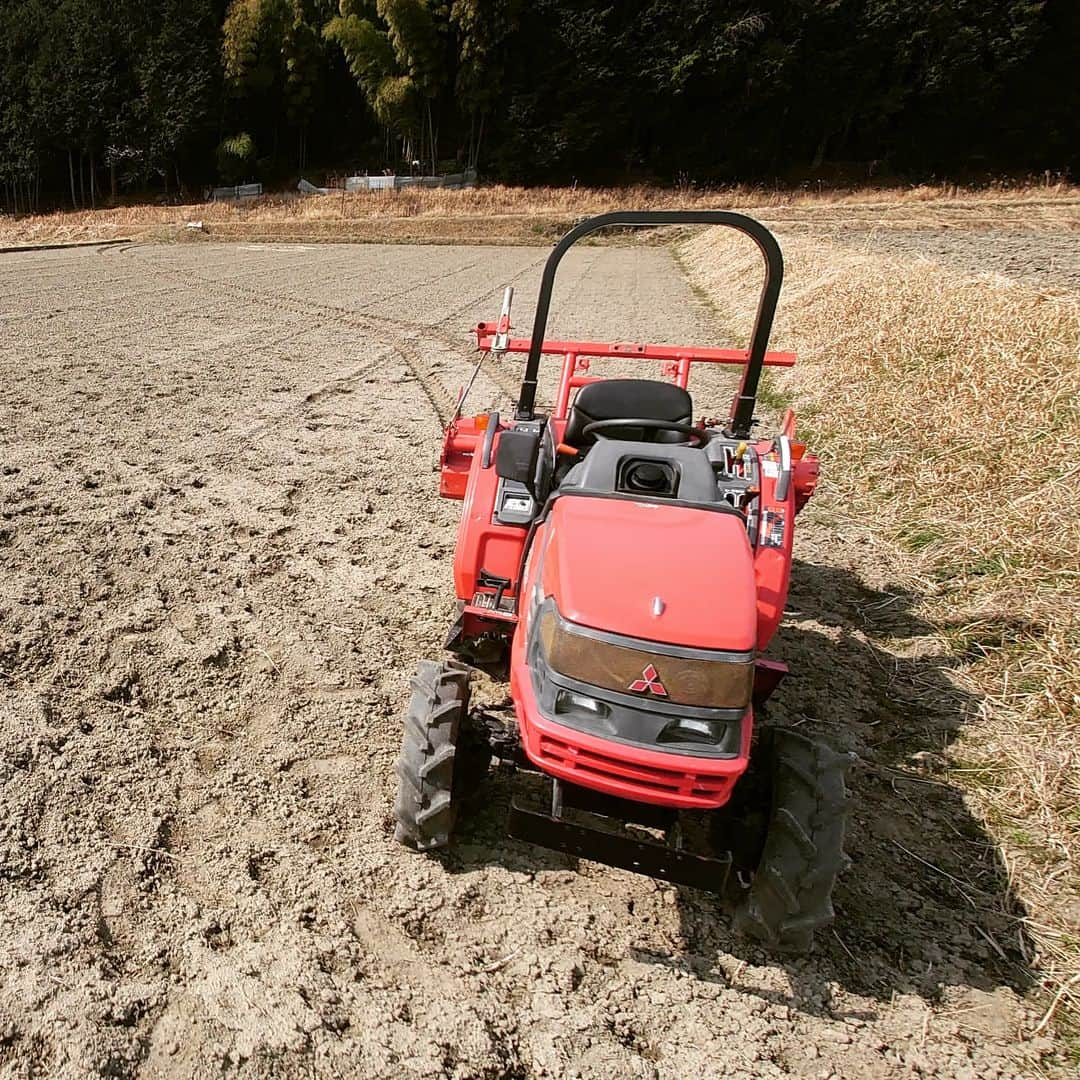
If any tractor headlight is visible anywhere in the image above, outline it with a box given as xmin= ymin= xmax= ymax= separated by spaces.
xmin=657 ymin=717 xmax=728 ymax=745
xmin=554 ymin=689 xmax=610 ymax=718
xmin=536 ymin=605 xmax=753 ymax=710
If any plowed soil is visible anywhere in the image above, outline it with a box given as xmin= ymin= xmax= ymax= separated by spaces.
xmin=0 ymin=239 xmax=1056 ymax=1078
xmin=821 ymin=226 xmax=1080 ymax=290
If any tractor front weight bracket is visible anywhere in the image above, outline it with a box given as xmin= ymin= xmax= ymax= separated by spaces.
xmin=508 ymin=800 xmax=732 ymax=893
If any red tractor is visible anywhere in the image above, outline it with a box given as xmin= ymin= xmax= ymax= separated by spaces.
xmin=394 ymin=211 xmax=851 ymax=951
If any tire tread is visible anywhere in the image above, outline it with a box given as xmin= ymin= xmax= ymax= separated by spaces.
xmin=392 ymin=660 xmax=479 ymax=852
xmin=734 ymin=729 xmax=851 ymax=952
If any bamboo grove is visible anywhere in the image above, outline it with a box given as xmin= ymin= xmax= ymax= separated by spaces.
xmin=0 ymin=1 xmax=1076 ymax=211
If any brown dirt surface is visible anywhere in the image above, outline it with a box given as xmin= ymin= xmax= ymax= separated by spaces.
xmin=0 ymin=239 xmax=1062 ymax=1077
xmin=816 ymin=226 xmax=1080 ymax=290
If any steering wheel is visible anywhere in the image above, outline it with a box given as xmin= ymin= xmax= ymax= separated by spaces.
xmin=582 ymin=418 xmax=711 ymax=447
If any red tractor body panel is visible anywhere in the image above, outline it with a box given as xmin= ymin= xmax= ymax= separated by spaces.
xmin=435 ymin=334 xmax=823 ymax=812
xmin=439 ymin=415 xmax=485 ymax=499
xmin=396 ymin=212 xmax=849 ymax=932
xmin=506 ymin=496 xmax=761 ymax=810
xmin=433 ymin=213 xmax=822 ymax=814
xmin=441 ymin=402 xmax=819 ymax=811
xmin=537 ymin=497 xmax=757 ymax=651
xmin=452 ymin=432 xmax=524 ymax=603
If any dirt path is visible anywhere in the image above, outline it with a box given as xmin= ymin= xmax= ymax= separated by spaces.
xmin=0 ymin=241 xmax=1052 ymax=1078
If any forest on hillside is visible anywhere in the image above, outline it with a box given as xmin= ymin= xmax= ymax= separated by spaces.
xmin=1 ymin=0 xmax=1077 ymax=211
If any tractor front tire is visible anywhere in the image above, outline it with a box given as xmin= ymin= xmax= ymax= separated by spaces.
xmin=734 ymin=729 xmax=851 ymax=953
xmin=394 ymin=659 xmax=486 ymax=851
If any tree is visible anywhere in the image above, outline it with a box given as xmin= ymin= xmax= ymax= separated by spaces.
xmin=223 ymin=0 xmax=335 ymax=170
xmin=324 ymin=0 xmax=449 ymax=173
xmin=33 ymin=0 xmax=124 ymax=207
xmin=217 ymin=131 xmax=257 ymax=182
xmin=0 ymin=0 xmax=1074 ymax=209
xmin=128 ymin=0 xmax=221 ymax=194
xmin=0 ymin=0 xmax=48 ymax=210
xmin=450 ymin=0 xmax=520 ymax=168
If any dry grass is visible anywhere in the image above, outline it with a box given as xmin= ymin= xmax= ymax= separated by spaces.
xmin=681 ymin=226 xmax=1080 ymax=1040
xmin=2 ymin=180 xmax=1078 ymax=247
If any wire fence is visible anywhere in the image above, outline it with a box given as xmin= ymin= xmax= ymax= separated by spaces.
xmin=210 ymin=183 xmax=264 ymax=201
xmin=341 ymin=169 xmax=478 ymax=193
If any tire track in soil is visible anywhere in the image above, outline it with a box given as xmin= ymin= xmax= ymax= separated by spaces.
xmin=118 ymin=243 xmax=466 ymax=427
xmin=0 ymin=242 xmax=446 ymax=442
xmin=118 ymin=242 xmax=583 ymax=417
xmin=143 ymin=242 xmax=555 ymax=422
xmin=2 ymin=240 xmax=503 ymax=1077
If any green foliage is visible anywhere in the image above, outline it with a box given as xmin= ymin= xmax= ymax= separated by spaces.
xmin=450 ymin=0 xmax=520 ymax=165
xmin=324 ymin=11 xmax=402 ymax=123
xmin=451 ymin=0 xmax=520 ymax=112
xmin=223 ymin=1 xmax=334 ymax=124
xmin=285 ymin=8 xmax=325 ymax=126
xmin=223 ymin=0 xmax=281 ymax=93
xmin=382 ymin=0 xmax=443 ymax=94
xmin=0 ymin=0 xmax=46 ymax=185
xmin=0 ymin=0 xmax=1076 ymax=207
xmin=0 ymin=0 xmax=222 ymax=205
xmin=324 ymin=0 xmax=448 ymax=170
xmin=129 ymin=1 xmax=220 ymax=182
xmin=217 ymin=132 xmax=258 ymax=182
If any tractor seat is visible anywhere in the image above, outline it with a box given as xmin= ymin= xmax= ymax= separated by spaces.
xmin=562 ymin=378 xmax=694 ymax=449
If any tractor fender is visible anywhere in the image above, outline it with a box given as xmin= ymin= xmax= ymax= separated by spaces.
xmin=452 ymin=426 xmax=528 ymax=606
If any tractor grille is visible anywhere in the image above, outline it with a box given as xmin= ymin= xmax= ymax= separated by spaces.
xmin=537 ymin=733 xmax=735 ymax=805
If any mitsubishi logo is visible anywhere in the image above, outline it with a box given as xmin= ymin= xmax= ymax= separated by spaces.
xmin=628 ymin=663 xmax=667 ymax=697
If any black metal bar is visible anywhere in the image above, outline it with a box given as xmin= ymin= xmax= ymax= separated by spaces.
xmin=560 ymin=782 xmax=676 ymax=830
xmin=508 ymin=799 xmax=731 ymax=893
xmin=515 ymin=211 xmax=784 ymax=439
xmin=479 ymin=410 xmax=499 ymax=468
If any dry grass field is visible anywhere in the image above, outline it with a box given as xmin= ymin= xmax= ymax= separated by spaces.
xmin=1 ymin=186 xmax=1077 ymax=1076
xmin=681 ymin=219 xmax=1080 ymax=1048
xmin=1 ymin=180 xmax=1078 ymax=248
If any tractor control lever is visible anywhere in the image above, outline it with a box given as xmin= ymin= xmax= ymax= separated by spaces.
xmin=492 ymin=286 xmax=514 ymax=354
xmin=453 ymin=286 xmax=513 ymax=422
xmin=775 ymin=434 xmax=792 ymax=502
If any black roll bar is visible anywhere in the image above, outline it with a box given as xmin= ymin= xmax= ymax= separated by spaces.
xmin=515 ymin=210 xmax=784 ymax=439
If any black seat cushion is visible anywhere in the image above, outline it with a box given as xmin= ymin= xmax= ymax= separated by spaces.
xmin=563 ymin=378 xmax=693 ymax=448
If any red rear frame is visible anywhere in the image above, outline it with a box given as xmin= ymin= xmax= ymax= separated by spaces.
xmin=474 ymin=323 xmax=795 ymax=419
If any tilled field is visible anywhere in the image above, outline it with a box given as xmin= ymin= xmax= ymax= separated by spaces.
xmin=0 ymin=239 xmax=1056 ymax=1078
xmin=820 ymin=226 xmax=1080 ymax=290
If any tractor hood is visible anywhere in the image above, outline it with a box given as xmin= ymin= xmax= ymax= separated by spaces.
xmin=538 ymin=496 xmax=757 ymax=652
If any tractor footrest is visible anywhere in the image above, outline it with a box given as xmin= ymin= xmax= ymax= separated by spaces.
xmin=507 ymin=800 xmax=731 ymax=893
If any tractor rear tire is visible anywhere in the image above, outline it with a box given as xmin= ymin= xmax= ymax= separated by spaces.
xmin=733 ymin=729 xmax=851 ymax=953
xmin=393 ymin=659 xmax=488 ymax=851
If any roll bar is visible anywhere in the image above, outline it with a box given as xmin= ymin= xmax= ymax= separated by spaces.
xmin=515 ymin=210 xmax=784 ymax=439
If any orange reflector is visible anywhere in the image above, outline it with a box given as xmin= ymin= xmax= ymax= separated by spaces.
xmin=791 ymin=441 xmax=807 ymax=460
xmin=474 ymin=413 xmax=490 ymax=431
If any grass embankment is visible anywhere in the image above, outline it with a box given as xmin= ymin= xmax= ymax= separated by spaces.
xmin=680 ymin=226 xmax=1079 ymax=1042
xmin=1 ymin=180 xmax=1078 ymax=247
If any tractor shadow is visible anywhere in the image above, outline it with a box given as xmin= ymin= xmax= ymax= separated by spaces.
xmin=440 ymin=555 xmax=1036 ymax=1020
xmin=668 ymin=556 xmax=1036 ymax=1017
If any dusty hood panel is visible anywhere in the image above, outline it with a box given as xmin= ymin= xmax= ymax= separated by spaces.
xmin=539 ymin=496 xmax=757 ymax=652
